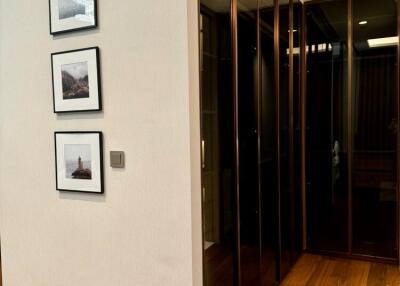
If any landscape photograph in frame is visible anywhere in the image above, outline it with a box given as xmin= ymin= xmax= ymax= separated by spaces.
xmin=49 ymin=0 xmax=97 ymax=35
xmin=55 ymin=132 xmax=104 ymax=193
xmin=51 ymin=47 xmax=101 ymax=113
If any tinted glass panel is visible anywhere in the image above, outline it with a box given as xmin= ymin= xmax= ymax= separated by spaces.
xmin=260 ymin=1 xmax=278 ymax=284
xmin=279 ymin=0 xmax=303 ymax=278
xmin=352 ymin=0 xmax=398 ymax=258
xmin=305 ymin=0 xmax=349 ymax=252
xmin=238 ymin=1 xmax=261 ymax=284
xmin=279 ymin=1 xmax=293 ymax=277
xmin=293 ymin=0 xmax=303 ymax=262
xmin=200 ymin=1 xmax=235 ymax=285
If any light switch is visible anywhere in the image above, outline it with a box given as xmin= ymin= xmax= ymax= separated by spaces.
xmin=110 ymin=151 xmax=125 ymax=168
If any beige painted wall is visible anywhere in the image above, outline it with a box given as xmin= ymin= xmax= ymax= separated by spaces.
xmin=0 ymin=0 xmax=202 ymax=285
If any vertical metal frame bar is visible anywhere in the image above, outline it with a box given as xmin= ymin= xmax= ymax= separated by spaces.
xmin=274 ymin=0 xmax=282 ymax=281
xmin=397 ymin=0 xmax=400 ymax=264
xmin=231 ymin=0 xmax=241 ymax=284
xmin=347 ymin=0 xmax=353 ymax=255
xmin=197 ymin=1 xmax=206 ymax=280
xmin=300 ymin=1 xmax=307 ymax=251
xmin=288 ymin=0 xmax=296 ymax=259
xmin=256 ymin=0 xmax=263 ymax=272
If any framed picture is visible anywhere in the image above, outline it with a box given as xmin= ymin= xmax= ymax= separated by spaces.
xmin=51 ymin=47 xmax=101 ymax=113
xmin=49 ymin=0 xmax=98 ymax=35
xmin=55 ymin=132 xmax=104 ymax=193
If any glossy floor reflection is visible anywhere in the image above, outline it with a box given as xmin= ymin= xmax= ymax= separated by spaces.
xmin=204 ymin=243 xmax=277 ymax=286
xmin=281 ymin=254 xmax=400 ymax=286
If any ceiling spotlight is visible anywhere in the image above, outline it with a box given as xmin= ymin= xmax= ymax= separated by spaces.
xmin=358 ymin=20 xmax=368 ymax=25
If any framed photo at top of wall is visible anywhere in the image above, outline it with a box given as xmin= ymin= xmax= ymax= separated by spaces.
xmin=55 ymin=131 xmax=104 ymax=193
xmin=49 ymin=0 xmax=98 ymax=35
xmin=51 ymin=47 xmax=101 ymax=113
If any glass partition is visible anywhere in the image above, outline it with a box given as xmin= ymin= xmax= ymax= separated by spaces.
xmin=278 ymin=0 xmax=303 ymax=277
xmin=260 ymin=1 xmax=278 ymax=284
xmin=293 ymin=0 xmax=303 ymax=262
xmin=305 ymin=0 xmax=349 ymax=253
xmin=200 ymin=1 xmax=235 ymax=285
xmin=352 ymin=0 xmax=398 ymax=259
xmin=237 ymin=1 xmax=262 ymax=284
xmin=199 ymin=0 xmax=400 ymax=284
xmin=278 ymin=0 xmax=294 ymax=277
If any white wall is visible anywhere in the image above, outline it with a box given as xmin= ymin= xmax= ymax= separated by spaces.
xmin=0 ymin=0 xmax=202 ymax=285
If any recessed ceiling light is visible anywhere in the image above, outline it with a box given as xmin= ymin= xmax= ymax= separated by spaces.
xmin=358 ymin=20 xmax=368 ymax=25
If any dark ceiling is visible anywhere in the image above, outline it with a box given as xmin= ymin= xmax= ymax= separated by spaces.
xmin=316 ymin=0 xmax=397 ymax=51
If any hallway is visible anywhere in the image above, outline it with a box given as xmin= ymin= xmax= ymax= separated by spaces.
xmin=282 ymin=254 xmax=400 ymax=286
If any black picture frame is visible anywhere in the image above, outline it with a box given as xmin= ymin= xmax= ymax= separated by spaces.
xmin=55 ymin=131 xmax=104 ymax=194
xmin=49 ymin=0 xmax=98 ymax=35
xmin=51 ymin=47 xmax=102 ymax=113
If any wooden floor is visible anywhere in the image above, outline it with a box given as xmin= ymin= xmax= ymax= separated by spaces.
xmin=281 ymin=254 xmax=400 ymax=286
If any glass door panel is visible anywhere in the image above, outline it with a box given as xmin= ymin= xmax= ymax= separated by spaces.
xmin=352 ymin=0 xmax=398 ymax=259
xmin=237 ymin=0 xmax=262 ymax=284
xmin=293 ymin=0 xmax=303 ymax=262
xmin=278 ymin=0 xmax=293 ymax=277
xmin=200 ymin=1 xmax=235 ymax=285
xmin=259 ymin=1 xmax=278 ymax=285
xmin=278 ymin=0 xmax=303 ymax=278
xmin=305 ymin=0 xmax=349 ymax=252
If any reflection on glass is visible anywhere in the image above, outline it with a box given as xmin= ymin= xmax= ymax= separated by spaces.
xmin=293 ymin=0 xmax=303 ymax=264
xmin=278 ymin=0 xmax=303 ymax=278
xmin=260 ymin=2 xmax=278 ymax=285
xmin=238 ymin=1 xmax=261 ymax=284
xmin=279 ymin=1 xmax=293 ymax=277
xmin=305 ymin=0 xmax=349 ymax=252
xmin=352 ymin=0 xmax=398 ymax=259
xmin=200 ymin=1 xmax=235 ymax=285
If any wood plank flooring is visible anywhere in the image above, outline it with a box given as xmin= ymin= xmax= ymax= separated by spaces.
xmin=281 ymin=254 xmax=400 ymax=286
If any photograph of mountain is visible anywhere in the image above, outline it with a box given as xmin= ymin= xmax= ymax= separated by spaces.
xmin=52 ymin=47 xmax=101 ymax=112
xmin=61 ymin=61 xmax=89 ymax=100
